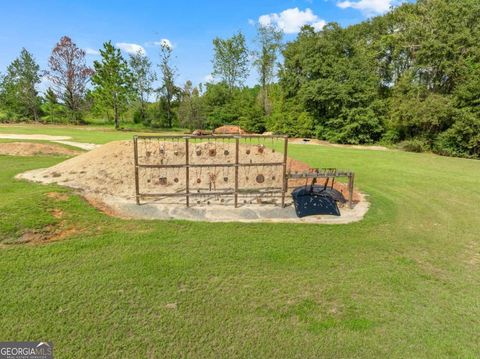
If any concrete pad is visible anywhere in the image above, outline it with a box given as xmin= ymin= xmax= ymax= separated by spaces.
xmin=87 ymin=193 xmax=370 ymax=224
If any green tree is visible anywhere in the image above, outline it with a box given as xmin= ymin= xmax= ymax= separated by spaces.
xmin=178 ymin=81 xmax=205 ymax=130
xmin=253 ymin=24 xmax=283 ymax=115
xmin=280 ymin=24 xmax=384 ymax=143
xmin=202 ymin=83 xmax=263 ymax=132
xmin=435 ymin=110 xmax=480 ymax=159
xmin=43 ymin=87 xmax=59 ymax=122
xmin=212 ymin=32 xmax=249 ymax=90
xmin=129 ymin=50 xmax=156 ymax=123
xmin=91 ymin=41 xmax=133 ymax=129
xmin=0 ymin=48 xmax=41 ymax=121
xmin=157 ymin=43 xmax=179 ymax=128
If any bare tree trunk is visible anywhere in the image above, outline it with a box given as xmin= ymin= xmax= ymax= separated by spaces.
xmin=33 ymin=106 xmax=39 ymax=122
xmin=114 ymin=101 xmax=119 ymax=129
xmin=167 ymin=100 xmax=172 ymax=128
xmin=261 ymin=77 xmax=269 ymax=115
xmin=141 ymin=101 xmax=146 ymax=122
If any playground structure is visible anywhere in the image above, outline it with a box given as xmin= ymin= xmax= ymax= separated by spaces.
xmin=133 ymin=134 xmax=289 ymax=207
xmin=15 ymin=135 xmax=363 ymax=222
xmin=133 ymin=135 xmax=356 ymax=211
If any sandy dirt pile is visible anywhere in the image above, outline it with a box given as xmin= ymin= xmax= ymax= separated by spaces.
xmin=0 ymin=142 xmax=80 ymax=156
xmin=213 ymin=125 xmax=247 ymax=134
xmin=19 ymin=139 xmax=360 ymax=204
xmin=17 ymin=139 xmax=368 ymax=222
xmin=20 ymin=141 xmax=136 ymax=199
xmin=19 ymin=140 xmax=301 ymax=200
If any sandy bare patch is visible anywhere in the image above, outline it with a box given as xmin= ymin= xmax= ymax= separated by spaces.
xmin=15 ymin=223 xmax=81 ymax=245
xmin=52 ymin=140 xmax=100 ymax=151
xmin=0 ymin=134 xmax=72 ymax=141
xmin=0 ymin=142 xmax=80 ymax=156
xmin=50 ymin=208 xmax=64 ymax=219
xmin=46 ymin=192 xmax=70 ymax=201
xmin=17 ymin=140 xmax=369 ymax=223
xmin=0 ymin=134 xmax=100 ymax=151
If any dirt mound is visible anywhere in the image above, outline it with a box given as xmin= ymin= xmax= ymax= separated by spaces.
xmin=19 ymin=139 xmax=360 ymax=204
xmin=0 ymin=142 xmax=80 ymax=156
xmin=214 ymin=125 xmax=247 ymax=135
xmin=18 ymin=139 xmax=368 ymax=222
xmin=20 ymin=140 xmax=306 ymax=200
xmin=192 ymin=129 xmax=213 ymax=136
xmin=22 ymin=141 xmax=136 ymax=199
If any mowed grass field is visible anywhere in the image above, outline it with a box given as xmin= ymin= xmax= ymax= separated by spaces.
xmin=0 ymin=125 xmax=479 ymax=358
xmin=0 ymin=123 xmax=185 ymax=144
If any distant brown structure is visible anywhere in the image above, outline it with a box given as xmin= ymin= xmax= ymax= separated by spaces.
xmin=213 ymin=125 xmax=247 ymax=135
xmin=192 ymin=129 xmax=212 ymax=136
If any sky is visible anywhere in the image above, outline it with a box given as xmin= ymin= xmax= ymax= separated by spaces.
xmin=0 ymin=0 xmax=408 ymax=91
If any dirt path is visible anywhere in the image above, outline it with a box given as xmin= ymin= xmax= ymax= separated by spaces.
xmin=0 ymin=134 xmax=99 ymax=150
xmin=52 ymin=140 xmax=99 ymax=150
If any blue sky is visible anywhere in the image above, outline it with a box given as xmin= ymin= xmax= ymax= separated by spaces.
xmin=0 ymin=0 xmax=406 ymax=91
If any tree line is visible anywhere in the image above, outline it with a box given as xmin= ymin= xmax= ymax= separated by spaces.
xmin=0 ymin=0 xmax=479 ymax=159
xmin=0 ymin=24 xmax=283 ymax=131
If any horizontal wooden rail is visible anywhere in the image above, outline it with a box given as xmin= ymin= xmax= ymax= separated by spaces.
xmin=135 ymin=134 xmax=288 ymax=140
xmin=287 ymin=169 xmax=354 ymax=179
xmin=138 ymin=188 xmax=284 ymax=198
xmin=137 ymin=162 xmax=285 ymax=169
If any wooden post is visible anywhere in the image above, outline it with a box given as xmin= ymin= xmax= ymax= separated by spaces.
xmin=185 ymin=137 xmax=190 ymax=207
xmin=348 ymin=173 xmax=355 ymax=209
xmin=281 ymin=136 xmax=288 ymax=208
xmin=133 ymin=136 xmax=140 ymax=205
xmin=234 ymin=137 xmax=239 ymax=208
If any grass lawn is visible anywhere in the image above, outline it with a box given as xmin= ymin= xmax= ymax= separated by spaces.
xmin=0 ymin=125 xmax=479 ymax=358
xmin=0 ymin=123 xmax=185 ymax=144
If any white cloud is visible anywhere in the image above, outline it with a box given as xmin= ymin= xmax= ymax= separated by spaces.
xmin=203 ymin=74 xmax=214 ymax=83
xmin=153 ymin=38 xmax=173 ymax=49
xmin=312 ymin=20 xmax=327 ymax=31
xmin=258 ymin=7 xmax=326 ymax=34
xmin=115 ymin=42 xmax=146 ymax=55
xmin=248 ymin=18 xmax=255 ymax=26
xmin=337 ymin=0 xmax=397 ymax=16
xmin=84 ymin=48 xmax=100 ymax=56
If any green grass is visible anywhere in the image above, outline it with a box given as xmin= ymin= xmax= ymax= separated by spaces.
xmin=0 ymin=125 xmax=479 ymax=358
xmin=0 ymin=123 xmax=186 ymax=144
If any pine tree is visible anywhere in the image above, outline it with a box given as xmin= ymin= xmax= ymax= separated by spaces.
xmin=129 ymin=50 xmax=156 ymax=122
xmin=91 ymin=41 xmax=133 ymax=129
xmin=0 ymin=48 xmax=41 ymax=120
xmin=254 ymin=24 xmax=283 ymax=115
xmin=157 ymin=43 xmax=179 ymax=128
xmin=44 ymin=87 xmax=58 ymax=121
